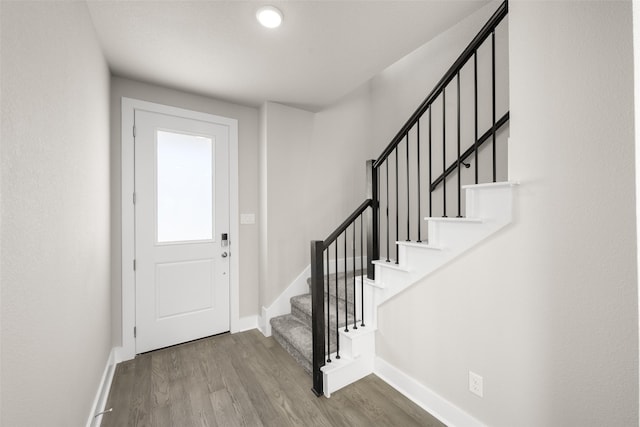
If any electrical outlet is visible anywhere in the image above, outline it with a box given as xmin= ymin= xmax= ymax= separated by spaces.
xmin=469 ymin=371 xmax=483 ymax=397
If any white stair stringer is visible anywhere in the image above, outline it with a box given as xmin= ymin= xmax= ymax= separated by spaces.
xmin=318 ymin=182 xmax=516 ymax=398
xmin=372 ymin=182 xmax=516 ymax=307
xmin=321 ymin=325 xmax=376 ymax=397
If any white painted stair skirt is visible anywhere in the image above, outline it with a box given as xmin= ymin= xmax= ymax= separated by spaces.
xmin=321 ymin=181 xmax=517 ymax=397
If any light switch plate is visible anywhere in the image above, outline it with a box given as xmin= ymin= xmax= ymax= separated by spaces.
xmin=240 ymin=213 xmax=255 ymax=225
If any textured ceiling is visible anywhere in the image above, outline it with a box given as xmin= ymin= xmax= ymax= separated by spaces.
xmin=86 ymin=0 xmax=489 ymax=111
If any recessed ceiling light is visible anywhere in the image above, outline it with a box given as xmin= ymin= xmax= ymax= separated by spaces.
xmin=256 ymin=6 xmax=283 ymax=29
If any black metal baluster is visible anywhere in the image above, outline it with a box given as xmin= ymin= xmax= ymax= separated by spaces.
xmin=491 ymin=30 xmax=496 ymax=182
xmin=395 ymin=148 xmax=399 ymax=263
xmin=352 ymin=222 xmax=357 ymax=330
xmin=385 ymin=161 xmax=390 ymax=262
xmin=429 ymin=108 xmax=432 ymax=217
xmin=474 ymin=51 xmax=478 ymax=184
xmin=344 ymin=233 xmax=348 ymax=332
xmin=417 ymin=120 xmax=422 ymax=242
xmin=406 ymin=133 xmax=410 ymax=241
xmin=442 ymin=88 xmax=447 ymax=217
xmin=326 ymin=248 xmax=331 ymax=363
xmin=372 ymin=163 xmax=379 ymax=277
xmin=457 ymin=71 xmax=462 ymax=218
xmin=360 ymin=214 xmax=365 ymax=327
xmin=334 ymin=242 xmax=340 ymax=359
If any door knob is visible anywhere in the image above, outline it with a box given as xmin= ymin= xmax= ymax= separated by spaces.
xmin=221 ymin=252 xmax=228 ymax=258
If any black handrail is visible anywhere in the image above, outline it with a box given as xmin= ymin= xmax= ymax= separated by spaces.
xmin=430 ymin=112 xmax=510 ymax=192
xmin=323 ymin=199 xmax=372 ymax=247
xmin=373 ymin=0 xmax=508 ymax=168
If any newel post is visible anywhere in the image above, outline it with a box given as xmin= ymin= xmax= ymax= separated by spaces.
xmin=310 ymin=240 xmax=326 ymax=396
xmin=366 ymin=160 xmax=379 ymax=280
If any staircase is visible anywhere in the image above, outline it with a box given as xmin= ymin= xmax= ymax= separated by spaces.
xmin=270 ymin=270 xmax=360 ymax=374
xmin=268 ymin=0 xmax=510 ymax=398
xmin=269 ymin=181 xmax=515 ymax=396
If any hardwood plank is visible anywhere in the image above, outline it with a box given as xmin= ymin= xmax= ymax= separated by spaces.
xmin=129 ymin=353 xmax=152 ymax=427
xmin=186 ymin=380 xmax=219 ymax=427
xmin=258 ymin=333 xmax=364 ymax=427
xmin=359 ymin=374 xmax=446 ymax=426
xmin=150 ymin=348 xmax=171 ymax=408
xmin=101 ymin=360 xmax=135 ymax=427
xmin=345 ymin=374 xmax=428 ymax=426
xmin=314 ymin=384 xmax=374 ymax=427
xmin=226 ymin=331 xmax=303 ymax=427
xmin=197 ymin=334 xmax=229 ymax=394
xmin=150 ymin=405 xmax=172 ymax=427
xmin=168 ymin=380 xmax=196 ymax=427
xmin=207 ymin=335 xmax=264 ymax=427
xmin=209 ymin=389 xmax=243 ymax=427
xmin=237 ymin=330 xmax=335 ymax=427
xmin=105 ymin=330 xmax=446 ymax=427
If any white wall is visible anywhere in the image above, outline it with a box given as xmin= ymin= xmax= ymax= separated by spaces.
xmin=257 ymin=2 xmax=505 ymax=307
xmin=368 ymin=1 xmax=508 ymax=247
xmin=259 ymin=88 xmax=374 ymax=308
xmin=377 ymin=1 xmax=638 ymax=426
xmin=110 ymin=77 xmax=260 ymax=346
xmin=367 ymin=2 xmax=507 ymax=159
xmin=1 ymin=2 xmax=112 ymax=425
xmin=259 ymin=102 xmax=315 ymax=306
xmin=310 ymin=84 xmax=372 ymax=234
xmin=634 ymin=2 xmax=640 ymax=422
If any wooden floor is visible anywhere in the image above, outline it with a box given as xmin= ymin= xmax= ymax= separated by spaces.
xmin=101 ymin=329 xmax=446 ymax=427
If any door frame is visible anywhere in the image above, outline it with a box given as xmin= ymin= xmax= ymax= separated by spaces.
xmin=119 ymin=97 xmax=239 ymax=361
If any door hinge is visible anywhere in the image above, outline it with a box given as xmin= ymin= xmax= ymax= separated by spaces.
xmin=133 ymin=125 xmax=136 ymax=138
xmin=134 ymin=326 xmax=137 ymax=338
xmin=133 ymin=259 xmax=136 ymax=271
xmin=133 ymin=192 xmax=136 ymax=204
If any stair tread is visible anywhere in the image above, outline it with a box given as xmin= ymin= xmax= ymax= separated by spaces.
xmin=291 ymin=293 xmax=357 ymax=328
xmin=424 ymin=216 xmax=482 ymax=222
xmin=305 ymin=269 xmax=364 ymax=287
xmin=306 ymin=270 xmax=364 ymax=302
xmin=371 ymin=259 xmax=408 ymax=271
xmin=461 ymin=181 xmax=518 ymax=190
xmin=395 ymin=241 xmax=442 ymax=250
xmin=270 ymin=314 xmax=313 ymax=363
xmin=310 ymin=279 xmax=360 ymax=304
xmin=270 ymin=313 xmax=340 ymax=373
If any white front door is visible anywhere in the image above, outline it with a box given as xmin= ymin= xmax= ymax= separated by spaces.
xmin=134 ymin=109 xmax=230 ymax=353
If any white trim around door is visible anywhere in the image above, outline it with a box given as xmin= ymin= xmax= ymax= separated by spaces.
xmin=119 ymin=97 xmax=240 ymax=361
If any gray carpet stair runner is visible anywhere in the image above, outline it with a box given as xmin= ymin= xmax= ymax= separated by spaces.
xmin=270 ymin=270 xmax=362 ymax=373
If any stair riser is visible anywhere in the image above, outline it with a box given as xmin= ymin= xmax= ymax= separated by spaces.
xmin=272 ymin=328 xmax=312 ymax=374
xmin=292 ymin=305 xmax=358 ymax=332
xmin=309 ymin=278 xmax=360 ymax=303
xmin=307 ymin=270 xmax=364 ymax=303
xmin=373 ymin=182 xmax=516 ymax=307
xmin=270 ymin=314 xmax=338 ymax=369
xmin=291 ymin=294 xmax=357 ymax=328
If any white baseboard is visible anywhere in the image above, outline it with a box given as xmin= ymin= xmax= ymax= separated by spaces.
xmin=86 ymin=347 xmax=118 ymax=427
xmin=232 ymin=315 xmax=259 ymax=333
xmin=257 ymin=307 xmax=268 ymax=336
xmin=375 ymin=357 xmax=486 ymax=427
xmin=259 ymin=265 xmax=311 ymax=337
